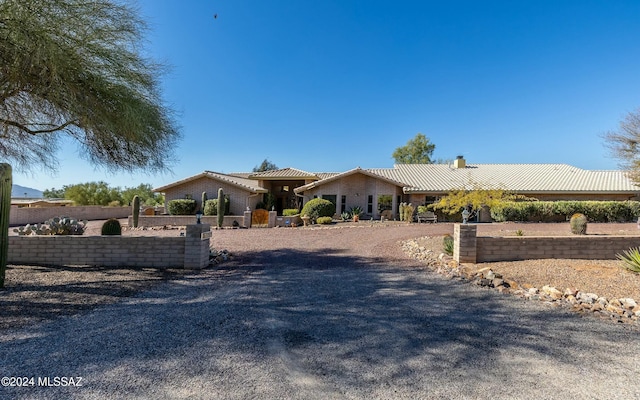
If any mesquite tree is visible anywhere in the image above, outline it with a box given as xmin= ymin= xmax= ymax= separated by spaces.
xmin=0 ymin=0 xmax=180 ymax=172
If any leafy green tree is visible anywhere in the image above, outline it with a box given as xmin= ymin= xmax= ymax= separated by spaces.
xmin=253 ymin=159 xmax=278 ymax=172
xmin=43 ymin=187 xmax=65 ymax=199
xmin=121 ymin=183 xmax=163 ymax=206
xmin=64 ymin=181 xmax=122 ymax=206
xmin=392 ymin=133 xmax=436 ymax=164
xmin=604 ymin=107 xmax=640 ymax=183
xmin=0 ymin=0 xmax=180 ymax=172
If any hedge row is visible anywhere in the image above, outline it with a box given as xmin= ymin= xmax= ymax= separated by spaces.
xmin=490 ymin=201 xmax=640 ymax=222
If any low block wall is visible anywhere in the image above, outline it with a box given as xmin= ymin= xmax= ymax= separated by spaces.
xmin=477 ymin=236 xmax=640 ymax=262
xmin=453 ymin=224 xmax=640 ymax=263
xmin=8 ymin=224 xmax=211 ymax=269
xmin=10 ymin=206 xmax=131 ymax=226
xmin=130 ymin=215 xmax=248 ymax=228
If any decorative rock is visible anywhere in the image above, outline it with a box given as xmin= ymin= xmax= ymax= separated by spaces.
xmin=619 ymin=298 xmax=637 ymax=310
xmin=542 ymin=285 xmax=564 ymax=300
xmin=399 ymin=237 xmax=639 ymax=324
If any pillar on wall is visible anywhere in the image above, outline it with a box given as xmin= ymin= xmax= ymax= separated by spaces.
xmin=454 ymin=223 xmax=477 ymax=263
xmin=268 ymin=210 xmax=277 ymax=228
xmin=184 ymin=224 xmax=211 ymax=269
xmin=244 ymin=210 xmax=252 ymax=228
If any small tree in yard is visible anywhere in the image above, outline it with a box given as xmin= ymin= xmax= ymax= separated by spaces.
xmin=431 ymin=182 xmax=524 ymax=221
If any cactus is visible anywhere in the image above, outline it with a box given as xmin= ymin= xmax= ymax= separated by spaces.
xmin=0 ymin=163 xmax=12 ymax=287
xmin=570 ymin=213 xmax=588 ymax=235
xmin=201 ymin=191 xmax=207 ymax=214
xmin=132 ymin=195 xmax=140 ymax=228
xmin=101 ymin=218 xmax=122 ymax=235
xmin=217 ymin=188 xmax=224 ymax=228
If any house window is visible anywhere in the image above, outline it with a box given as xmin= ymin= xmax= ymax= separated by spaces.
xmin=367 ymin=195 xmax=373 ymax=214
xmin=424 ymin=196 xmax=438 ymax=205
xmin=341 ymin=195 xmax=346 ymax=213
xmin=322 ymin=194 xmax=337 ymax=206
xmin=378 ymin=195 xmax=392 ymax=213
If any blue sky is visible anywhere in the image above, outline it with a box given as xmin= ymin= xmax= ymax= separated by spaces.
xmin=14 ymin=0 xmax=640 ymax=191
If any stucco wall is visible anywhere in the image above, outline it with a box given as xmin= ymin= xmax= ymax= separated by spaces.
xmin=10 ymin=206 xmax=131 ymax=226
xmin=162 ymin=176 xmax=260 ymax=215
xmin=303 ymin=174 xmax=402 ymax=218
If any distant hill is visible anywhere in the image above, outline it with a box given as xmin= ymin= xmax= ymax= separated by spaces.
xmin=11 ymin=184 xmax=44 ymax=198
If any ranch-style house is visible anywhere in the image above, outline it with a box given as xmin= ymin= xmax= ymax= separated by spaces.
xmin=153 ymin=157 xmax=640 ymax=220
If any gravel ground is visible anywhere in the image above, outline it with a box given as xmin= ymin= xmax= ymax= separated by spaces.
xmin=1 ymin=223 xmax=640 ymax=399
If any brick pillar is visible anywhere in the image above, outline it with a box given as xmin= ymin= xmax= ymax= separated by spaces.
xmin=268 ymin=211 xmax=277 ymax=228
xmin=454 ymin=223 xmax=477 ymax=263
xmin=184 ymin=224 xmax=211 ymax=269
xmin=244 ymin=210 xmax=252 ymax=228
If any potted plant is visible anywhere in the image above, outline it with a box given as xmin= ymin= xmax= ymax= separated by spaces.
xmin=349 ymin=206 xmax=363 ymax=222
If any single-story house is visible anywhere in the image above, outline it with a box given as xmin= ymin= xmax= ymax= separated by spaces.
xmin=154 ymin=157 xmax=640 ymax=219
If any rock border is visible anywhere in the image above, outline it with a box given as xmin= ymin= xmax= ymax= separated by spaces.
xmin=402 ymin=237 xmax=640 ymax=324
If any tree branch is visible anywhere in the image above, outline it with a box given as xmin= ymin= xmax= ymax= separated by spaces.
xmin=0 ymin=118 xmax=78 ymax=135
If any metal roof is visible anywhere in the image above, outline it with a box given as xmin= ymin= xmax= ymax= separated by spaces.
xmin=385 ymin=164 xmax=639 ymax=193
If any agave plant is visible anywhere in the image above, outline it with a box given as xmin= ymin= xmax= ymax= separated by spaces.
xmin=616 ymin=247 xmax=640 ymax=273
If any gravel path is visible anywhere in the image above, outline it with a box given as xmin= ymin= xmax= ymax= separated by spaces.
xmin=1 ymin=224 xmax=639 ymax=399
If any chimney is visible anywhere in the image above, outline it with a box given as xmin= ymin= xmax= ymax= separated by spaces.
xmin=454 ymin=155 xmax=466 ymax=169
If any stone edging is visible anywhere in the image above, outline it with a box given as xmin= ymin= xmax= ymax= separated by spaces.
xmin=402 ymin=237 xmax=640 ymax=324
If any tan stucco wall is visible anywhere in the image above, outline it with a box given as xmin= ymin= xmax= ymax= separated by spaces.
xmin=162 ymin=177 xmax=260 ymax=215
xmin=301 ymin=174 xmax=403 ymax=218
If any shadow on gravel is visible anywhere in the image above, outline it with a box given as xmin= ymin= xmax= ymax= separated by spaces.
xmin=2 ymin=247 xmax=639 ymax=398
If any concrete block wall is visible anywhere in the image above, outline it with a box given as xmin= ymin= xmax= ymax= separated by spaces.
xmin=10 ymin=206 xmax=131 ymax=226
xmin=8 ymin=225 xmax=212 ymax=269
xmin=453 ymin=224 xmax=640 ymax=262
xmin=130 ymin=215 xmax=247 ymax=228
xmin=454 ymin=224 xmax=477 ymax=263
xmin=476 ymin=236 xmax=640 ymax=262
xmin=184 ymin=224 xmax=211 ymax=269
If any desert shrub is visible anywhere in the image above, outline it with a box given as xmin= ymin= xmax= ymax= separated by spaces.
xmin=340 ymin=212 xmax=351 ymax=221
xmin=203 ymin=197 xmax=230 ymax=216
xmin=168 ymin=199 xmax=197 ymax=215
xmin=101 ymin=218 xmax=122 ymax=235
xmin=283 ymin=208 xmax=299 ymax=216
xmin=443 ymin=234 xmax=454 ymax=256
xmin=316 ymin=216 xmax=333 ymax=224
xmin=616 ymin=247 xmax=640 ymax=273
xmin=417 ymin=205 xmax=429 ymax=213
xmin=301 ymin=198 xmax=335 ymax=222
xmin=107 ymin=200 xmax=121 ymax=207
xmin=570 ymin=213 xmax=588 ymax=235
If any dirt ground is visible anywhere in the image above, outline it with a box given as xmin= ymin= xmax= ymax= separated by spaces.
xmin=3 ymin=220 xmax=640 ymax=332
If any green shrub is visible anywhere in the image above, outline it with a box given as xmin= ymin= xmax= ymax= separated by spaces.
xmin=443 ymin=234 xmax=454 ymax=256
xmin=316 ymin=216 xmax=333 ymax=224
xmin=301 ymin=198 xmax=335 ymax=222
xmin=101 ymin=218 xmax=122 ymax=235
xmin=417 ymin=205 xmax=429 ymax=213
xmin=616 ymin=247 xmax=640 ymax=273
xmin=491 ymin=200 xmax=640 ymax=223
xmin=203 ymin=197 xmax=230 ymax=216
xmin=168 ymin=199 xmax=197 ymax=215
xmin=570 ymin=213 xmax=588 ymax=235
xmin=283 ymin=208 xmax=299 ymax=216
xmin=340 ymin=212 xmax=351 ymax=221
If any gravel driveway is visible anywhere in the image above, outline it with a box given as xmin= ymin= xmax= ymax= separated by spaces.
xmin=1 ymin=224 xmax=639 ymax=399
